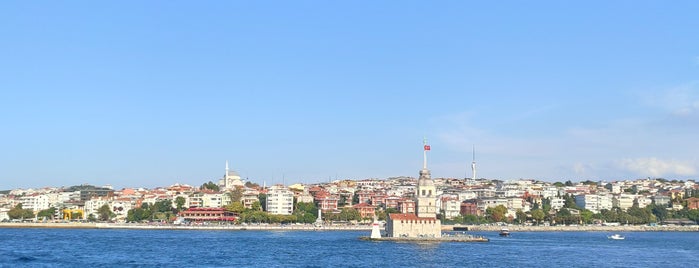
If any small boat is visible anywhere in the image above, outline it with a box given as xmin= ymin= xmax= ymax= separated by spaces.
xmin=608 ymin=234 xmax=625 ymax=240
xmin=499 ymin=228 xmax=510 ymax=237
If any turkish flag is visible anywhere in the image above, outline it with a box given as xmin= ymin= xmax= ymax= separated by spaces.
xmin=424 ymin=145 xmax=430 ymax=151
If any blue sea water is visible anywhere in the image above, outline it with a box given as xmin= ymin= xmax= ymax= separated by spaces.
xmin=1 ymin=228 xmax=698 ymax=267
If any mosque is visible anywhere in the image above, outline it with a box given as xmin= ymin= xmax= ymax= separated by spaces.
xmin=219 ymin=161 xmax=244 ymax=190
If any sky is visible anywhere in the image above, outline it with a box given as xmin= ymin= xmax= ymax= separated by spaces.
xmin=1 ymin=1 xmax=698 ymax=189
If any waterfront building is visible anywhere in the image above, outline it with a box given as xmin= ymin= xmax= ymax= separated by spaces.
xmin=84 ymin=198 xmax=108 ymax=218
xmin=18 ymin=194 xmax=50 ymax=212
xmin=385 ymin=139 xmax=441 ymax=238
xmin=0 ymin=208 xmax=9 ymax=221
xmin=266 ymin=184 xmax=293 ymax=215
xmin=179 ymin=207 xmax=237 ymax=222
xmin=353 ymin=202 xmax=376 ymax=220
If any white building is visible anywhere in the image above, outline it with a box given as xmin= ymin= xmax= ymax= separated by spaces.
xmin=266 ymin=185 xmax=294 ymax=215
xmin=0 ymin=208 xmax=9 ymax=221
xmin=19 ymin=194 xmax=50 ymax=212
xmin=201 ymin=193 xmax=226 ymax=208
xmin=550 ymin=197 xmax=565 ymax=210
xmin=439 ymin=196 xmax=461 ymax=220
xmin=613 ymin=194 xmax=636 ymax=210
xmin=84 ymin=198 xmax=109 ymax=218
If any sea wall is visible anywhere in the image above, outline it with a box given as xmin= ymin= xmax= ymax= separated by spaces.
xmin=3 ymin=222 xmax=698 ymax=232
xmin=444 ymin=224 xmax=699 ymax=232
xmin=0 ymin=222 xmax=371 ymax=231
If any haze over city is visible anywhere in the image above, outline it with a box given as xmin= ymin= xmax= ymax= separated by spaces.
xmin=1 ymin=2 xmax=698 ymax=189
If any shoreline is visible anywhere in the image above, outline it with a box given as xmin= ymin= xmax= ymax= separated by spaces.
xmin=444 ymin=224 xmax=699 ymax=232
xmin=1 ymin=222 xmax=698 ymax=232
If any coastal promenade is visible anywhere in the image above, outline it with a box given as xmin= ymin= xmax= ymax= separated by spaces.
xmin=2 ymin=222 xmax=697 ymax=232
xmin=444 ymin=224 xmax=699 ymax=232
xmin=0 ymin=222 xmax=372 ymax=231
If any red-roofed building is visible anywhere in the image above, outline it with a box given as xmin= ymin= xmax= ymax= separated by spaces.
xmin=686 ymin=197 xmax=699 ymax=210
xmin=179 ymin=207 xmax=237 ymax=222
xmin=318 ymin=196 xmax=339 ymax=211
xmin=353 ymin=203 xmax=376 ymax=219
xmin=357 ymin=191 xmax=372 ymax=204
xmin=398 ymin=199 xmax=415 ymax=214
xmin=371 ymin=194 xmax=387 ymax=207
xmin=384 ymin=195 xmax=401 ymax=210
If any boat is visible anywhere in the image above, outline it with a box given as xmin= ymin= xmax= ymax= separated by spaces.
xmin=608 ymin=234 xmax=625 ymax=240
xmin=499 ymin=228 xmax=510 ymax=237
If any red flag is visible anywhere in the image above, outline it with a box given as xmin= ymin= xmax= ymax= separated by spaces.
xmin=424 ymin=145 xmax=430 ymax=151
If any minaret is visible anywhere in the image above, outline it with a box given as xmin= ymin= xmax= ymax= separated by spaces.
xmin=471 ymin=145 xmax=477 ymax=180
xmin=225 ymin=160 xmax=230 ymax=189
xmin=416 ymin=138 xmax=437 ymax=218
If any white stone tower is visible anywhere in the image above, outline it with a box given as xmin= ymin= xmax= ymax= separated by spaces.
xmin=416 ymin=138 xmax=437 ymax=218
xmin=471 ymin=145 xmax=477 ymax=180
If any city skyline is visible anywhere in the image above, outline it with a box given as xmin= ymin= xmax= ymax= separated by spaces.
xmin=1 ymin=2 xmax=698 ymax=189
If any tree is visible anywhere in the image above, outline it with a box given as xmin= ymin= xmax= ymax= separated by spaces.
xmin=580 ymin=210 xmax=594 ymax=224
xmin=259 ymin=194 xmax=267 ymax=211
xmin=251 ymin=201 xmax=262 ymax=211
xmin=244 ymin=181 xmax=260 ymax=188
xmin=339 ymin=195 xmax=348 ymax=206
xmin=515 ymin=209 xmax=527 ymax=224
xmin=200 ymin=181 xmax=220 ymax=192
xmin=153 ymin=200 xmax=173 ymax=213
xmin=98 ymin=204 xmax=115 ymax=221
xmin=377 ymin=208 xmax=398 ymax=221
xmin=486 ymin=205 xmax=508 ymax=222
xmin=553 ymin=182 xmax=564 ymax=187
xmin=531 ymin=209 xmax=545 ymax=225
xmin=8 ymin=204 xmax=34 ymax=220
xmin=37 ymin=207 xmax=57 ymax=220
xmin=688 ymin=209 xmax=699 ymax=224
xmin=127 ymin=207 xmax=152 ymax=222
xmin=228 ymin=187 xmax=243 ymax=203
xmin=175 ymin=196 xmax=186 ymax=212
xmin=225 ymin=202 xmax=245 ymax=214
xmin=293 ymin=202 xmax=318 ymax=223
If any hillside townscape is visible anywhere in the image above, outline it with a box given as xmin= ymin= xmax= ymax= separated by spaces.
xmin=3 ymin=171 xmax=699 ymax=226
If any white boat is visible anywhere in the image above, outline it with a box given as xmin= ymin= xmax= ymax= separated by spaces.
xmin=608 ymin=234 xmax=625 ymax=240
xmin=499 ymin=228 xmax=510 ymax=237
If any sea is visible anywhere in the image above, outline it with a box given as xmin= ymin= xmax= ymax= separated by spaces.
xmin=1 ymin=228 xmax=698 ymax=267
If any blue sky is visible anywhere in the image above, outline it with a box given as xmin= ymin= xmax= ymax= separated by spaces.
xmin=1 ymin=1 xmax=698 ymax=189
